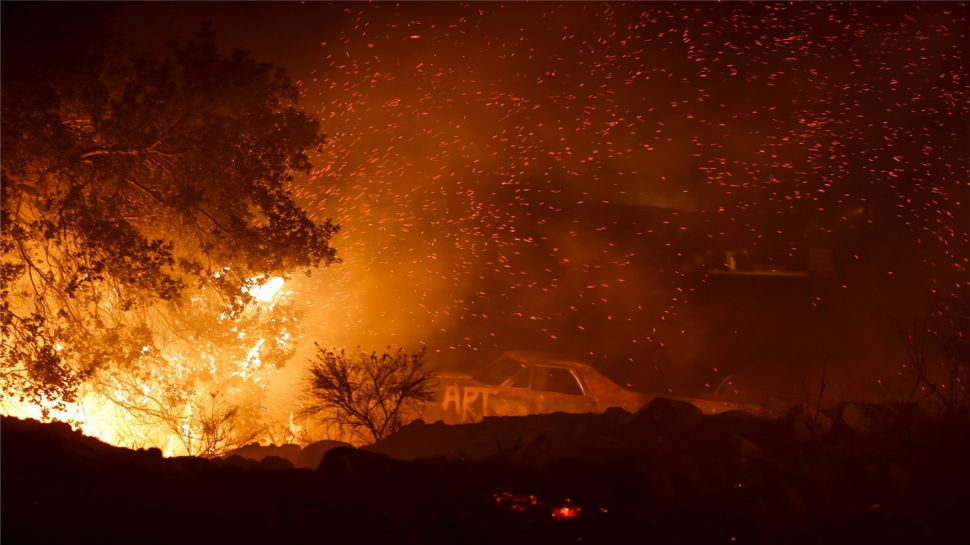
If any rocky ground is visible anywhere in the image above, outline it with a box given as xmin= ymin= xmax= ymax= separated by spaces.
xmin=2 ymin=399 xmax=967 ymax=544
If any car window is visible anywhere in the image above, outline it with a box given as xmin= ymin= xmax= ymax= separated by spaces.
xmin=474 ymin=356 xmax=527 ymax=386
xmin=509 ymin=367 xmax=531 ymax=388
xmin=532 ymin=366 xmax=583 ymax=396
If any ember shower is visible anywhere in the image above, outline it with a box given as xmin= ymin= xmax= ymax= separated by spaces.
xmin=264 ymin=2 xmax=968 ymax=400
xmin=4 ymin=2 xmax=969 ymax=449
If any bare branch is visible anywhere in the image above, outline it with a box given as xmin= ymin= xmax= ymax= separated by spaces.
xmin=304 ymin=346 xmax=434 ymax=445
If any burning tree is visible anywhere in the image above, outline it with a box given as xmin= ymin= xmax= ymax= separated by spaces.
xmin=64 ymin=277 xmax=306 ymax=456
xmin=304 ymin=346 xmax=436 ymax=445
xmin=1 ymin=11 xmax=338 ymax=454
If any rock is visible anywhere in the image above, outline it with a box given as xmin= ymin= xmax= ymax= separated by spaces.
xmin=296 ymin=440 xmax=353 ymax=470
xmin=642 ymin=470 xmax=679 ymax=504
xmin=777 ymin=487 xmax=809 ymax=524
xmin=500 ymin=431 xmax=550 ymax=466
xmin=215 ymin=454 xmax=257 ymax=471
xmin=710 ymin=409 xmax=760 ymax=423
xmin=631 ymin=397 xmax=704 ymax=433
xmin=138 ymin=447 xmax=163 ymax=459
xmin=603 ymin=405 xmax=633 ymax=423
xmin=783 ymin=404 xmax=832 ymax=442
xmin=730 ymin=433 xmax=762 ymax=458
xmin=256 ymin=455 xmax=294 ymax=471
xmin=813 ymin=410 xmax=833 ymax=436
xmin=319 ymin=447 xmax=407 ymax=475
xmin=824 ymin=402 xmax=918 ymax=436
xmin=704 ymin=410 xmax=776 ymax=444
xmin=169 ymin=456 xmax=209 ymax=471
xmin=837 ymin=402 xmax=878 ymax=434
xmin=885 ymin=462 xmax=912 ymax=492
xmin=227 ymin=443 xmax=302 ymax=465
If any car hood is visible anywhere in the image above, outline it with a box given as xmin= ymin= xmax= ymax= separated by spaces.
xmin=434 ymin=371 xmax=475 ymax=381
xmin=629 ymin=391 xmax=772 ymax=416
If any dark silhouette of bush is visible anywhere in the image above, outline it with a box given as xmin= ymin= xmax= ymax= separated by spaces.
xmin=303 ymin=346 xmax=435 ymax=444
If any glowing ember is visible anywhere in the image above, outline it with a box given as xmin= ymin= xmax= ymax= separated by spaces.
xmin=276 ymin=1 xmax=967 ymax=403
xmin=551 ymin=500 xmax=581 ymax=520
xmin=493 ymin=491 xmax=585 ymax=520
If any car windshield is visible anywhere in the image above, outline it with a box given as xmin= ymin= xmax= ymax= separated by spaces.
xmin=473 ymin=356 xmax=527 ymax=386
xmin=532 ymin=366 xmax=584 ymax=395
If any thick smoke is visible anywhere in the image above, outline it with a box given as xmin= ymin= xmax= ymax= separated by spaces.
xmin=118 ymin=3 xmax=968 ymax=413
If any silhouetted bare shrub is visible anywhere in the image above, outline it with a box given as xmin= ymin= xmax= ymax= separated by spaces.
xmin=898 ymin=298 xmax=969 ymax=417
xmin=303 ymin=346 xmax=435 ymax=445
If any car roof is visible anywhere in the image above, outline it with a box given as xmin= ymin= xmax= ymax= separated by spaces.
xmin=498 ymin=350 xmax=606 ymax=377
xmin=498 ymin=350 xmax=595 ymax=372
xmin=495 ymin=351 xmax=638 ymax=402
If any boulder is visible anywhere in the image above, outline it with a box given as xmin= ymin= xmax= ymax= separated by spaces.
xmin=823 ymin=402 xmax=923 ymax=437
xmin=296 ymin=440 xmax=353 ymax=470
xmin=704 ymin=409 xmax=777 ymax=445
xmin=777 ymin=486 xmax=809 ymax=525
xmin=137 ymin=447 xmax=163 ymax=459
xmin=827 ymin=402 xmax=878 ymax=435
xmin=319 ymin=447 xmax=407 ymax=476
xmin=602 ymin=405 xmax=633 ymax=423
xmin=782 ymin=403 xmax=833 ymax=442
xmin=256 ymin=455 xmax=294 ymax=471
xmin=729 ymin=433 xmax=762 ymax=458
xmin=227 ymin=443 xmax=302 ymax=465
xmin=631 ymin=397 xmax=704 ymax=433
xmin=214 ymin=454 xmax=258 ymax=471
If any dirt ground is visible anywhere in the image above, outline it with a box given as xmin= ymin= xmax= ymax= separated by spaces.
xmin=3 ymin=399 xmax=967 ymax=544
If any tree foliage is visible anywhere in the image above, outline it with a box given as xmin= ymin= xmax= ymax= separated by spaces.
xmin=304 ymin=346 xmax=436 ymax=445
xmin=1 ymin=17 xmax=338 ymax=413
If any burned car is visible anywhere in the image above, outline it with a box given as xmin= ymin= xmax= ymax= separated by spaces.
xmin=424 ymin=351 xmax=763 ymax=424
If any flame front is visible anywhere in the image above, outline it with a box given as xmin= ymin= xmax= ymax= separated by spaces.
xmin=1 ymin=277 xmax=299 ymax=457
